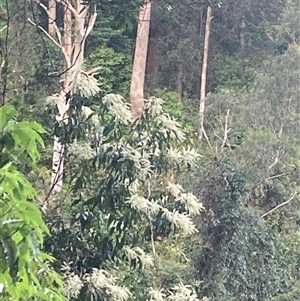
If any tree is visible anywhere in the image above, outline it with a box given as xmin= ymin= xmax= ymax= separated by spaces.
xmin=44 ymin=94 xmax=203 ymax=300
xmin=31 ymin=0 xmax=98 ymax=196
xmin=130 ymin=1 xmax=151 ymax=119
xmin=198 ymin=6 xmax=212 ymax=141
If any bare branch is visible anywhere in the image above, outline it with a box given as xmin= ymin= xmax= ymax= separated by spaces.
xmin=267 ymin=150 xmax=280 ymax=171
xmin=32 ymin=0 xmax=49 ymax=16
xmin=27 ymin=18 xmax=61 ymax=48
xmin=0 ymin=25 xmax=7 ymax=32
xmin=61 ymin=0 xmax=78 ymax=18
xmin=265 ymin=172 xmax=287 ymax=182
xmin=201 ymin=125 xmax=213 ymax=150
xmin=221 ymin=109 xmax=231 ymax=151
xmin=86 ymin=11 xmax=97 ymax=36
xmin=261 ymin=189 xmax=300 ymax=218
xmin=86 ymin=66 xmax=102 ymax=76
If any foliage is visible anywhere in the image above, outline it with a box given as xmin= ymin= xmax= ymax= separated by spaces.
xmin=208 ymin=53 xmax=256 ymax=92
xmin=87 ymin=44 xmax=132 ymax=95
xmin=151 ymin=88 xmax=196 ymax=138
xmin=44 ymin=94 xmax=203 ymax=300
xmin=0 ymin=105 xmax=66 ymax=300
xmin=192 ymin=157 xmax=290 ymax=301
xmin=189 ymin=45 xmax=300 ymax=300
xmin=1 ymin=1 xmax=300 ymax=300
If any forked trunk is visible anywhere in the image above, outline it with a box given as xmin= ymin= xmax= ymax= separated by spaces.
xmin=130 ymin=1 xmax=152 ymax=119
xmin=47 ymin=0 xmax=97 ymax=195
xmin=198 ymin=6 xmax=212 ymax=141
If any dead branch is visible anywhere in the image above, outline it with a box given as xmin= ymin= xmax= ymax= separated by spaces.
xmin=86 ymin=66 xmax=102 ymax=76
xmin=202 ymin=125 xmax=213 ymax=150
xmin=265 ymin=172 xmax=287 ymax=182
xmin=0 ymin=25 xmax=7 ymax=32
xmin=27 ymin=18 xmax=61 ymax=48
xmin=267 ymin=150 xmax=280 ymax=172
xmin=261 ymin=188 xmax=300 ymax=218
xmin=221 ymin=109 xmax=231 ymax=151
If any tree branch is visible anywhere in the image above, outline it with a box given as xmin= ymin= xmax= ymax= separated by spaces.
xmin=30 ymin=0 xmax=71 ymax=65
xmin=261 ymin=188 xmax=300 ymax=218
xmin=267 ymin=150 xmax=280 ymax=172
xmin=61 ymin=0 xmax=78 ymax=18
xmin=86 ymin=66 xmax=102 ymax=76
xmin=0 ymin=25 xmax=7 ymax=32
xmin=27 ymin=18 xmax=61 ymax=48
xmin=32 ymin=0 xmax=49 ymax=16
xmin=221 ymin=109 xmax=231 ymax=151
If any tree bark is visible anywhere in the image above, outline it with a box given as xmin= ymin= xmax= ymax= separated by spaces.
xmin=198 ymin=6 xmax=212 ymax=141
xmin=64 ymin=2 xmax=72 ymax=56
xmin=239 ymin=15 xmax=246 ymax=53
xmin=130 ymin=1 xmax=151 ymax=119
xmin=48 ymin=0 xmax=56 ymax=34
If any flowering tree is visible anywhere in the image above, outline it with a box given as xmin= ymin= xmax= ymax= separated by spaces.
xmin=44 ymin=94 xmax=206 ymax=300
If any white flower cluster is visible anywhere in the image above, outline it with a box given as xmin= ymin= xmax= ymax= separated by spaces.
xmin=167 ymin=182 xmax=203 ymax=216
xmin=102 ymin=94 xmax=132 ymax=124
xmin=85 ymin=269 xmax=131 ymax=301
xmin=126 ymin=182 xmax=203 ymax=235
xmin=155 ymin=114 xmax=186 ymax=142
xmin=148 ymin=283 xmax=200 ymax=301
xmin=81 ymin=105 xmax=99 ymax=127
xmin=63 ymin=272 xmax=84 ymax=299
xmin=62 ymin=265 xmax=131 ymax=301
xmin=68 ymin=139 xmax=94 ymax=160
xmin=121 ymin=145 xmax=153 ymax=180
xmin=167 ymin=147 xmax=201 ymax=166
xmin=144 ymin=97 xmax=164 ymax=117
xmin=122 ymin=245 xmax=154 ymax=268
xmin=75 ymin=71 xmax=101 ymax=98
xmin=126 ymin=194 xmax=161 ymax=214
xmin=162 ymin=209 xmax=197 ymax=235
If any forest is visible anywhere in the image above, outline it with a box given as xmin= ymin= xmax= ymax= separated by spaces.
xmin=0 ymin=0 xmax=299 ymax=300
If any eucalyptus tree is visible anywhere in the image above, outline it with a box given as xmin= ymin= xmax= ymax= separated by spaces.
xmin=130 ymin=0 xmax=152 ymax=119
xmin=43 ymin=93 xmax=205 ymax=300
xmin=31 ymin=0 xmax=99 ymax=197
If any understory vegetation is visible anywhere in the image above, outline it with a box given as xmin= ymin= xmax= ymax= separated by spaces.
xmin=0 ymin=0 xmax=299 ymax=300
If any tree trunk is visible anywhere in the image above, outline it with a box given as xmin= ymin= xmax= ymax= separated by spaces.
xmin=46 ymin=0 xmax=97 ymax=195
xmin=130 ymin=1 xmax=151 ymax=119
xmin=239 ymin=15 xmax=246 ymax=53
xmin=48 ymin=0 xmax=56 ymax=34
xmin=198 ymin=6 xmax=212 ymax=141
xmin=64 ymin=3 xmax=72 ymax=56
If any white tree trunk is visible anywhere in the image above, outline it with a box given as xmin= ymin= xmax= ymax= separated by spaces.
xmin=130 ymin=1 xmax=151 ymax=119
xmin=48 ymin=0 xmax=97 ymax=194
xmin=199 ymin=6 xmax=212 ymax=141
